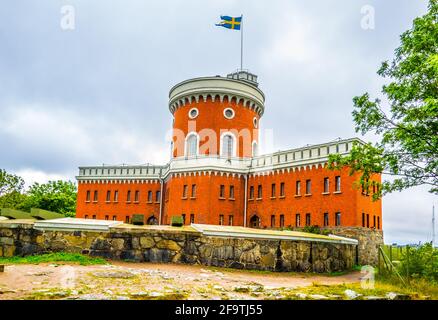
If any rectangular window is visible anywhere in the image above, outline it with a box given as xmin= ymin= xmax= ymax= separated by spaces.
xmin=125 ymin=216 xmax=130 ymax=223
xmin=219 ymin=185 xmax=225 ymax=198
xmin=134 ymin=190 xmax=139 ymax=202
xmin=335 ymin=212 xmax=341 ymax=226
xmin=324 ymin=213 xmax=329 ymax=226
xmin=106 ymin=191 xmax=111 ymax=202
xmin=190 ymin=214 xmax=195 ymax=224
xmin=229 ymin=185 xmax=235 ymax=199
xmin=366 ymin=214 xmax=370 ymax=228
xmin=114 ymin=190 xmax=119 ymax=202
xmin=296 ymin=181 xmax=301 ymax=195
xmin=249 ymin=186 xmax=254 ymax=199
xmin=257 ymin=185 xmax=262 ymax=199
xmin=280 ymin=214 xmax=285 ymax=227
xmin=93 ymin=190 xmax=98 ymax=202
xmin=156 ymin=191 xmax=161 ymax=202
xmin=323 ymin=177 xmax=329 ymax=193
xmin=229 ymin=215 xmax=234 ymax=226
xmin=296 ymin=214 xmax=301 ymax=227
xmin=271 ymin=215 xmax=275 ymax=227
xmin=280 ymin=182 xmax=285 ymax=197
xmin=377 ymin=216 xmax=380 ymax=229
xmin=373 ymin=215 xmax=376 ymax=228
xmin=306 ymin=213 xmax=311 ymax=226
xmin=105 ymin=215 xmax=109 ymax=220
xmin=335 ymin=176 xmax=341 ymax=192
xmin=92 ymin=215 xmax=96 ymax=220
xmin=127 ymin=190 xmax=131 ymax=202
xmin=191 ymin=184 xmax=196 ymax=198
xmin=182 ymin=214 xmax=186 ymax=225
xmin=84 ymin=215 xmax=88 ymax=219
xmin=148 ymin=191 xmax=152 ymax=202
xmin=362 ymin=213 xmax=366 ymax=227
xmin=305 ymin=179 xmax=311 ymax=195
xmin=219 ymin=214 xmax=224 ymax=225
xmin=183 ymin=185 xmax=188 ymax=198
xmin=86 ymin=190 xmax=91 ymax=202
xmin=112 ymin=215 xmax=117 ymax=221
xmin=271 ymin=183 xmax=276 ymax=198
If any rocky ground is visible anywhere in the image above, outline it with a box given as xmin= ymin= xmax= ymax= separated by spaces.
xmin=0 ymin=262 xmax=425 ymax=300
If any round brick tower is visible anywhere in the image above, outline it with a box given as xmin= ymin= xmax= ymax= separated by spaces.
xmin=169 ymin=71 xmax=265 ymax=159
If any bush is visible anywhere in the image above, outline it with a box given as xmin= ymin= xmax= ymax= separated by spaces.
xmin=397 ymin=243 xmax=438 ymax=283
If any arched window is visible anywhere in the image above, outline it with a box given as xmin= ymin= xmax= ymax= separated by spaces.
xmin=221 ymin=133 xmax=235 ymax=157
xmin=250 ymin=215 xmax=261 ymax=228
xmin=185 ymin=133 xmax=198 ymax=157
xmin=252 ymin=141 xmax=258 ymax=157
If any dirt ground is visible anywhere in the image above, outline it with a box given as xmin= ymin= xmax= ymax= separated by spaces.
xmin=0 ymin=261 xmax=363 ymax=300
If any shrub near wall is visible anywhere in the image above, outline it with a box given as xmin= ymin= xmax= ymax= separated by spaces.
xmin=0 ymin=221 xmax=357 ymax=273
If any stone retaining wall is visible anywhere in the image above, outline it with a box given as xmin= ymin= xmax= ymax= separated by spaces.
xmin=324 ymin=227 xmax=383 ymax=266
xmin=0 ymin=221 xmax=357 ymax=273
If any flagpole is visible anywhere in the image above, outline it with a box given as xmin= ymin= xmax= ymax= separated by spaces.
xmin=240 ymin=14 xmax=243 ymax=70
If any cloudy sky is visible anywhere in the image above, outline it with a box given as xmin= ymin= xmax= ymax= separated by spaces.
xmin=0 ymin=0 xmax=435 ymax=244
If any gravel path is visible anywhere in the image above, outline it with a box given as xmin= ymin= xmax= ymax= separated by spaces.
xmin=0 ymin=262 xmax=362 ymax=300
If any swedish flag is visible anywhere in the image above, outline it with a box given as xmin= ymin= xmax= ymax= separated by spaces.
xmin=216 ymin=15 xmax=242 ymax=30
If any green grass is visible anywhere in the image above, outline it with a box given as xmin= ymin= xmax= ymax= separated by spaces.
xmin=0 ymin=252 xmax=108 ymax=266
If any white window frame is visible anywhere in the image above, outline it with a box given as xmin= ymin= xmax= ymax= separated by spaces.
xmin=252 ymin=140 xmax=258 ymax=157
xmin=223 ymin=107 xmax=235 ymax=119
xmin=188 ymin=107 xmax=199 ymax=119
xmin=185 ymin=132 xmax=199 ymax=157
xmin=220 ymin=132 xmax=237 ymax=157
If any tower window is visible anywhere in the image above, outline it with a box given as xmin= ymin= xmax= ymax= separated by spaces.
xmin=191 ymin=184 xmax=196 ymax=198
xmin=271 ymin=215 xmax=276 ymax=227
xmin=271 ymin=183 xmax=276 ymax=198
xmin=127 ymin=190 xmax=131 ymax=202
xmin=229 ymin=185 xmax=235 ymax=199
xmin=257 ymin=185 xmax=262 ymax=199
xmin=280 ymin=182 xmax=285 ymax=197
xmin=219 ymin=185 xmax=225 ymax=198
xmin=223 ymin=107 xmax=235 ymax=119
xmin=186 ymin=133 xmax=198 ymax=157
xmin=221 ymin=134 xmax=235 ymax=157
xmin=219 ymin=214 xmax=224 ymax=225
xmin=147 ymin=190 xmax=152 ymax=202
xmin=93 ymin=190 xmax=98 ymax=202
xmin=229 ymin=215 xmax=234 ymax=226
xmin=86 ymin=190 xmax=91 ymax=202
xmin=106 ymin=191 xmax=111 ymax=202
xmin=188 ymin=107 xmax=199 ymax=119
xmin=114 ymin=190 xmax=119 ymax=202
xmin=156 ymin=191 xmax=161 ymax=202
xmin=296 ymin=181 xmax=301 ymax=196
xmin=183 ymin=185 xmax=188 ymax=198
xmin=249 ymin=186 xmax=254 ymax=199
xmin=134 ymin=190 xmax=140 ymax=202
xmin=280 ymin=214 xmax=285 ymax=227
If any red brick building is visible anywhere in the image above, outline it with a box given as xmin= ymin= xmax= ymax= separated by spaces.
xmin=76 ymin=71 xmax=382 ymax=230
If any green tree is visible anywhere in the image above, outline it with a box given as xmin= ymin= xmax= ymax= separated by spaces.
xmin=22 ymin=180 xmax=77 ymax=217
xmin=0 ymin=169 xmax=26 ymax=208
xmin=329 ymin=0 xmax=438 ymax=199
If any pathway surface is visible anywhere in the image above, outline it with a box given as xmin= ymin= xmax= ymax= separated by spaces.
xmin=0 ymin=262 xmax=362 ymax=300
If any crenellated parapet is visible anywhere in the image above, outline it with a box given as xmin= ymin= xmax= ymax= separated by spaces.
xmin=168 ymin=76 xmax=265 ymax=116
